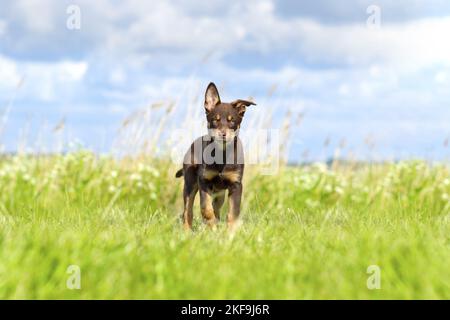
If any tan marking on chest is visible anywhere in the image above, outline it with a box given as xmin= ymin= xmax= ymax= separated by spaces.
xmin=203 ymin=169 xmax=241 ymax=183
xmin=203 ymin=169 xmax=219 ymax=180
xmin=221 ymin=171 xmax=241 ymax=183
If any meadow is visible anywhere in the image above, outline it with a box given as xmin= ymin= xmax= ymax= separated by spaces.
xmin=0 ymin=151 xmax=448 ymax=299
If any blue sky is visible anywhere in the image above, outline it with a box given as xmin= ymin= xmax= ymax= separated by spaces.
xmin=0 ymin=0 xmax=449 ymax=161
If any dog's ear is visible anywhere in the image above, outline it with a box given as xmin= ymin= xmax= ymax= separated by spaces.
xmin=231 ymin=99 xmax=256 ymax=117
xmin=204 ymin=82 xmax=221 ymax=113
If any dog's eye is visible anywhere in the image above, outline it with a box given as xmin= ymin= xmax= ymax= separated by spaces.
xmin=227 ymin=115 xmax=233 ymax=121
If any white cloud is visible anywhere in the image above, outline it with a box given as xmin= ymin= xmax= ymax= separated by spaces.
xmin=10 ymin=0 xmax=60 ymax=34
xmin=434 ymin=71 xmax=448 ymax=84
xmin=0 ymin=55 xmax=21 ymax=91
xmin=23 ymin=61 xmax=88 ymax=101
xmin=85 ymin=2 xmax=450 ymax=73
xmin=2 ymin=0 xmax=450 ymax=74
xmin=1 ymin=0 xmax=448 ymax=111
xmin=0 ymin=55 xmax=88 ymax=102
xmin=58 ymin=62 xmax=88 ymax=81
xmin=86 ymin=3 xmax=450 ymax=73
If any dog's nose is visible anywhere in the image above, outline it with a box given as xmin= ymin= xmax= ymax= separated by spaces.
xmin=220 ymin=131 xmax=227 ymax=138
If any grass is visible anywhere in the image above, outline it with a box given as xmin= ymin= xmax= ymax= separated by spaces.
xmin=0 ymin=151 xmax=448 ymax=299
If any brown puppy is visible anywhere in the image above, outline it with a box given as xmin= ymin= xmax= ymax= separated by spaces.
xmin=175 ymin=83 xmax=256 ymax=230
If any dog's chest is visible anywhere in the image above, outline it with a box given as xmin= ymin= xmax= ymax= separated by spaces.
xmin=203 ymin=168 xmax=240 ymax=182
xmin=201 ymin=166 xmax=241 ymax=190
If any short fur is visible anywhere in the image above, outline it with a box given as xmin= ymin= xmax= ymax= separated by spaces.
xmin=176 ymin=82 xmax=256 ymax=229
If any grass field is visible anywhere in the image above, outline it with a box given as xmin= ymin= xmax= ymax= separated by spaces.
xmin=0 ymin=151 xmax=448 ymax=299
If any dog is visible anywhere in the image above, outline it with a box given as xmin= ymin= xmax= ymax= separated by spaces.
xmin=175 ymin=82 xmax=256 ymax=230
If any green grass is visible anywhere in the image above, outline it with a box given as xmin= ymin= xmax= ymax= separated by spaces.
xmin=0 ymin=152 xmax=448 ymax=299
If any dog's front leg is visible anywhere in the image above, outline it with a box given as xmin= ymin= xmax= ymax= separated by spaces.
xmin=182 ymin=165 xmax=198 ymax=230
xmin=200 ymin=185 xmax=217 ymax=228
xmin=182 ymin=183 xmax=197 ymax=230
xmin=227 ymin=182 xmax=242 ymax=227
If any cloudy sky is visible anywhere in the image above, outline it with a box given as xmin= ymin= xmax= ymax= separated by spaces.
xmin=0 ymin=0 xmax=449 ymax=161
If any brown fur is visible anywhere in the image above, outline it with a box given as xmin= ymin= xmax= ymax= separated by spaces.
xmin=176 ymin=82 xmax=256 ymax=230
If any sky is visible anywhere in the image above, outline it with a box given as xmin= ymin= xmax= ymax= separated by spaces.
xmin=0 ymin=0 xmax=449 ymax=162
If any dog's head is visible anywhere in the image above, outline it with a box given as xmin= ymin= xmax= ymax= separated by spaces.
xmin=204 ymin=82 xmax=256 ymax=143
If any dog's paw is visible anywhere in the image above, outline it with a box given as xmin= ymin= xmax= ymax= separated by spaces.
xmin=227 ymin=219 xmax=242 ymax=237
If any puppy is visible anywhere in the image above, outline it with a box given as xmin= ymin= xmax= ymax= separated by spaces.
xmin=175 ymin=82 xmax=256 ymax=230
